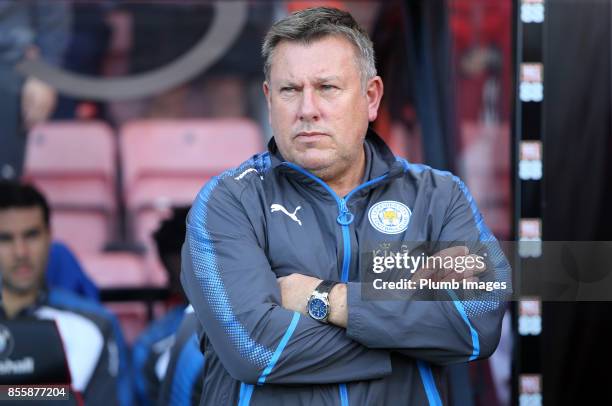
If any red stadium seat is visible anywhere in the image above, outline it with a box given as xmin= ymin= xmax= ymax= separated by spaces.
xmin=79 ymin=252 xmax=148 ymax=288
xmin=119 ymin=119 xmax=264 ymax=283
xmin=79 ymin=253 xmax=151 ymax=343
xmin=23 ymin=121 xmax=117 ymax=254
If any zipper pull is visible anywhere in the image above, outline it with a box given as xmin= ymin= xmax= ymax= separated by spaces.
xmin=337 ymin=199 xmax=354 ymax=225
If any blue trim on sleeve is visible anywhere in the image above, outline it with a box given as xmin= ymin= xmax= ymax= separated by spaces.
xmin=445 ymin=171 xmax=504 ymax=361
xmin=448 ymin=290 xmax=480 ymax=361
xmin=339 ymin=384 xmax=349 ymax=406
xmin=417 ymin=361 xmax=443 ymax=406
xmin=257 ymin=312 xmax=301 ymax=385
xmin=238 ymin=383 xmax=255 ymax=406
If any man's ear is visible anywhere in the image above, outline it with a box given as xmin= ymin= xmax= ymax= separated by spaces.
xmin=366 ymin=76 xmax=384 ymax=122
xmin=263 ymin=81 xmax=273 ymax=125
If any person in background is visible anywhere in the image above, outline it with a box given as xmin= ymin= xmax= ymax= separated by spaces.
xmin=157 ymin=306 xmax=205 ymax=406
xmin=0 ymin=1 xmax=71 ymax=180
xmin=132 ymin=207 xmax=190 ymax=406
xmin=0 ymin=180 xmax=132 ymax=405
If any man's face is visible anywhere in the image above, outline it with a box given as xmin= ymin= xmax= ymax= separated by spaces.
xmin=0 ymin=207 xmax=50 ymax=295
xmin=263 ymin=35 xmax=383 ymax=179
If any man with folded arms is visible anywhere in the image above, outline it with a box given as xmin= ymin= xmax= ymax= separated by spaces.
xmin=182 ymin=7 xmax=508 ymax=405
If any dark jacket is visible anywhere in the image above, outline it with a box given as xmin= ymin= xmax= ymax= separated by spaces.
xmin=181 ymin=130 xmax=509 ymax=405
xmin=0 ymin=288 xmax=132 ymax=405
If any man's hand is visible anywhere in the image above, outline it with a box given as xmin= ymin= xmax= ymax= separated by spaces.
xmin=277 ymin=273 xmax=348 ymax=328
xmin=412 ymin=245 xmax=487 ymax=285
xmin=277 ymin=273 xmax=321 ymax=315
xmin=22 ymin=77 xmax=57 ymax=130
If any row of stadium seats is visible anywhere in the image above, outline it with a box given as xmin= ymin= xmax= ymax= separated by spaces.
xmin=23 ymin=119 xmax=264 ymax=289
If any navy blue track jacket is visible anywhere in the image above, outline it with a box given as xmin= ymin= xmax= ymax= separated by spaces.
xmin=181 ymin=130 xmax=509 ymax=405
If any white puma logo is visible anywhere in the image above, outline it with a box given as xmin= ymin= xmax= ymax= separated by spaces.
xmin=270 ymin=204 xmax=302 ymax=226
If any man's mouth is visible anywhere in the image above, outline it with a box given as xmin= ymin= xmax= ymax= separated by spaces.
xmin=295 ymin=132 xmax=328 ymax=140
xmin=14 ymin=265 xmax=34 ymax=279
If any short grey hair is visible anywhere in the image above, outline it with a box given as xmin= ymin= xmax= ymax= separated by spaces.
xmin=262 ymin=7 xmax=377 ymax=88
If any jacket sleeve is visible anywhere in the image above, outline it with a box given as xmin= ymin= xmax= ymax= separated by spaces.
xmin=181 ymin=176 xmax=392 ymax=385
xmin=345 ymin=175 xmax=509 ymax=365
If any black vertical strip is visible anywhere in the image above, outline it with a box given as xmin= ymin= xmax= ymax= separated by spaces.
xmin=522 ymin=24 xmax=543 ymax=61
xmin=514 ymin=0 xmax=544 ymax=404
xmin=510 ymin=0 xmax=520 ymax=403
xmin=520 ymin=103 xmax=541 ymax=141
xmin=402 ymin=0 xmax=456 ymax=171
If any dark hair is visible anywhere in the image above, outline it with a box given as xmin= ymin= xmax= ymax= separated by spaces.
xmin=153 ymin=206 xmax=190 ymax=258
xmin=0 ymin=181 xmax=50 ymax=227
xmin=262 ymin=7 xmax=376 ymax=87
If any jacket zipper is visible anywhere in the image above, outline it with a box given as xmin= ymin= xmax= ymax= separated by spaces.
xmin=282 ymin=162 xmax=389 ymax=406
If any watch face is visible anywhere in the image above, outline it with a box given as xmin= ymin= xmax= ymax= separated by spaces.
xmin=308 ymin=298 xmax=328 ymax=320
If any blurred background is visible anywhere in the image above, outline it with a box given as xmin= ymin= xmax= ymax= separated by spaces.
xmin=1 ymin=0 xmax=610 ymax=405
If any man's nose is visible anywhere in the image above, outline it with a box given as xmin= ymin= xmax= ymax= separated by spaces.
xmin=298 ymin=88 xmax=320 ymax=122
xmin=13 ymin=237 xmax=28 ymax=259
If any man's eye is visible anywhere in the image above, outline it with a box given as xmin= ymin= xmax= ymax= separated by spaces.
xmin=321 ymin=85 xmax=336 ymax=91
xmin=280 ymin=87 xmax=296 ymax=93
xmin=25 ymin=230 xmax=41 ymax=240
